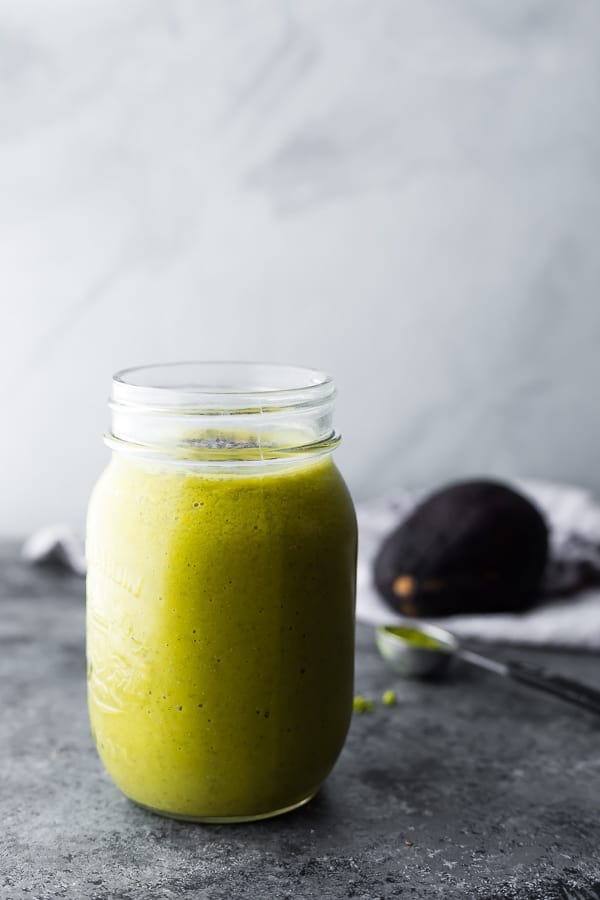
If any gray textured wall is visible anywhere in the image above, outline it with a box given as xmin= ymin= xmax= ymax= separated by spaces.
xmin=2 ymin=1 xmax=600 ymax=536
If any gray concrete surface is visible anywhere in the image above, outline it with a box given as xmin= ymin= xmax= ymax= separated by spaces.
xmin=1 ymin=541 xmax=600 ymax=900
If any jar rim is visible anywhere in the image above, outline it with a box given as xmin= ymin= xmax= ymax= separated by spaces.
xmin=107 ymin=361 xmax=340 ymax=464
xmin=112 ymin=361 xmax=335 ymax=412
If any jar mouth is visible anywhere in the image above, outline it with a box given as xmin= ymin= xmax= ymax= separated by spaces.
xmin=112 ymin=361 xmax=335 ymax=413
xmin=108 ymin=361 xmax=339 ymax=464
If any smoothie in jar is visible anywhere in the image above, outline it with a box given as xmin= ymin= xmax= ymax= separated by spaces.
xmin=86 ymin=363 xmax=357 ymax=822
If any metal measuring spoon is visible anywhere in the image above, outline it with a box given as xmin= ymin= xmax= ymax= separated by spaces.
xmin=375 ymin=623 xmax=600 ymax=715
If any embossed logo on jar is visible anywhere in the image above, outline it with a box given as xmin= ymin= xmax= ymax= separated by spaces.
xmin=87 ymin=541 xmax=143 ymax=599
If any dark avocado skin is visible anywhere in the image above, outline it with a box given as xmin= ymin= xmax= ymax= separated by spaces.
xmin=374 ymin=479 xmax=549 ymax=617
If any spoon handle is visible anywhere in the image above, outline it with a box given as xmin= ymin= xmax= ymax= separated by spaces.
xmin=506 ymin=661 xmax=600 ymax=716
xmin=458 ymin=648 xmax=600 ymax=716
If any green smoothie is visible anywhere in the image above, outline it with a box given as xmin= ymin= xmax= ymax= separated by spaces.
xmin=86 ymin=450 xmax=357 ymax=821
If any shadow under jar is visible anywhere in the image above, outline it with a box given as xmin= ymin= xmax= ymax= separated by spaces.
xmin=86 ymin=362 xmax=357 ymax=822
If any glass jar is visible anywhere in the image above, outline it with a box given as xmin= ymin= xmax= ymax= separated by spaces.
xmin=86 ymin=362 xmax=357 ymax=822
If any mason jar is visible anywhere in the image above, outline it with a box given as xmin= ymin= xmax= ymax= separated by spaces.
xmin=86 ymin=362 xmax=357 ymax=822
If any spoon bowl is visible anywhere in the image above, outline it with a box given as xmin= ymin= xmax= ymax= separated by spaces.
xmin=375 ymin=622 xmax=459 ymax=678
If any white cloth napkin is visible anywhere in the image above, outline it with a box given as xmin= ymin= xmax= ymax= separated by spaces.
xmin=22 ymin=525 xmax=86 ymax=576
xmin=356 ymin=480 xmax=600 ymax=648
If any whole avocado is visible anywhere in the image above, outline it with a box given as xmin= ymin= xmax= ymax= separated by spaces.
xmin=374 ymin=479 xmax=549 ymax=617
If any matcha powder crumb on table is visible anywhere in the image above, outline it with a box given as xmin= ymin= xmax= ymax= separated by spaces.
xmin=353 ymin=695 xmax=376 ymax=714
xmin=353 ymin=692 xmax=397 ymax=713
